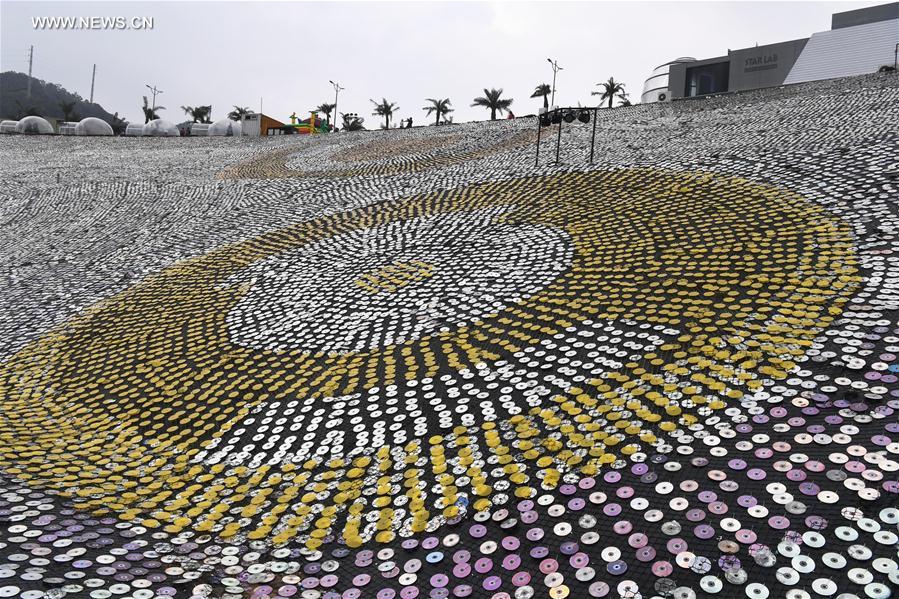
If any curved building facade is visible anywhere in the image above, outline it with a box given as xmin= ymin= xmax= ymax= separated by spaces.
xmin=641 ymin=57 xmax=696 ymax=103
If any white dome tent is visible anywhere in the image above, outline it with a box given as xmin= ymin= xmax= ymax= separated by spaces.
xmin=16 ymin=116 xmax=54 ymax=135
xmin=75 ymin=117 xmax=114 ymax=136
xmin=142 ymin=119 xmax=179 ymax=137
xmin=207 ymin=118 xmax=241 ymax=137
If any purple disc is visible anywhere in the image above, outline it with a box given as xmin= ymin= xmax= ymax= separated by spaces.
xmin=636 ymin=546 xmax=656 ymax=562
xmin=746 ymin=468 xmax=767 ymax=480
xmin=737 ymin=495 xmax=757 ymax=507
xmin=768 ymin=516 xmax=790 ymax=529
xmin=686 ymin=509 xmax=706 ymax=522
xmin=526 ymin=528 xmax=544 ymax=542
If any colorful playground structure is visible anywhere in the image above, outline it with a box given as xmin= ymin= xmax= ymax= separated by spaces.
xmin=288 ymin=111 xmax=331 ymax=134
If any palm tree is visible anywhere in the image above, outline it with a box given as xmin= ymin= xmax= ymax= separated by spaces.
xmin=181 ymin=105 xmax=212 ymax=123
xmin=531 ymin=83 xmax=551 ymax=110
xmin=59 ymin=101 xmax=79 ymax=122
xmin=227 ymin=106 xmax=251 ymax=121
xmin=422 ymin=98 xmax=453 ymax=126
xmin=110 ymin=112 xmax=128 ymax=135
xmin=617 ymin=92 xmax=632 ymax=107
xmin=471 ymin=88 xmax=513 ymax=120
xmin=340 ymin=112 xmax=365 ymax=131
xmin=141 ymin=96 xmax=165 ymax=123
xmin=592 ymin=77 xmax=626 ymax=109
xmin=316 ymin=103 xmax=336 ymax=128
xmin=370 ymin=98 xmax=399 ymax=129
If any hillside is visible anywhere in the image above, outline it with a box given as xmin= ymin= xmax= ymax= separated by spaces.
xmin=0 ymin=70 xmax=124 ymax=125
xmin=0 ymin=73 xmax=897 ymax=599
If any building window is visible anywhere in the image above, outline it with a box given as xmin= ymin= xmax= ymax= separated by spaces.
xmin=685 ymin=62 xmax=730 ymax=97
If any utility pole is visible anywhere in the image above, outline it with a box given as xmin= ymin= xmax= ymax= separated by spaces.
xmin=547 ymin=58 xmax=562 ymax=108
xmin=145 ymin=84 xmax=163 ymax=110
xmin=26 ymin=45 xmax=34 ymax=100
xmin=329 ymin=80 xmax=344 ymax=131
xmin=89 ymin=64 xmax=96 ymax=104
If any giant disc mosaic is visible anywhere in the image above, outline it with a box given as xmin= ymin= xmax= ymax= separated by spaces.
xmin=2 ymin=73 xmax=899 ymax=599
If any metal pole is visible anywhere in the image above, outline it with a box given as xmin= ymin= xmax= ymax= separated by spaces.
xmin=26 ymin=45 xmax=33 ymax=99
xmin=895 ymin=43 xmax=898 ymax=71
xmin=330 ymin=80 xmax=343 ymax=132
xmin=333 ymin=88 xmax=338 ymax=130
xmin=89 ymin=64 xmax=96 ymax=103
xmin=589 ymin=107 xmax=598 ymax=163
xmin=550 ymin=70 xmax=557 ymax=109
xmin=547 ymin=59 xmax=562 ymax=109
xmin=535 ymin=114 xmax=542 ymax=167
xmin=146 ymin=84 xmax=163 ymax=110
xmin=554 ymin=113 xmax=562 ymax=164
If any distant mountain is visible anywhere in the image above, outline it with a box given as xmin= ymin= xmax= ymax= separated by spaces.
xmin=0 ymin=71 xmax=126 ymax=130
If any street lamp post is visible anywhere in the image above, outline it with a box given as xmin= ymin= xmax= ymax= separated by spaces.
xmin=547 ymin=58 xmax=562 ymax=108
xmin=145 ymin=84 xmax=163 ymax=111
xmin=329 ymin=80 xmax=344 ymax=131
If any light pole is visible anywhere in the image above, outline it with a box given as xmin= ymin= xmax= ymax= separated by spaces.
xmin=145 ymin=84 xmax=163 ymax=111
xmin=90 ymin=64 xmax=96 ymax=104
xmin=547 ymin=58 xmax=562 ymax=108
xmin=26 ymin=45 xmax=33 ymax=100
xmin=329 ymin=80 xmax=344 ymax=131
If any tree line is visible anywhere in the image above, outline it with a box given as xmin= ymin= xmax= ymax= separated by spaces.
xmin=140 ymin=77 xmax=629 ymax=132
xmin=360 ymin=77 xmax=629 ymax=130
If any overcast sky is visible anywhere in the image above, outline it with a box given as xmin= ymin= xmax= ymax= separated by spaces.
xmin=0 ymin=0 xmax=885 ymax=125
